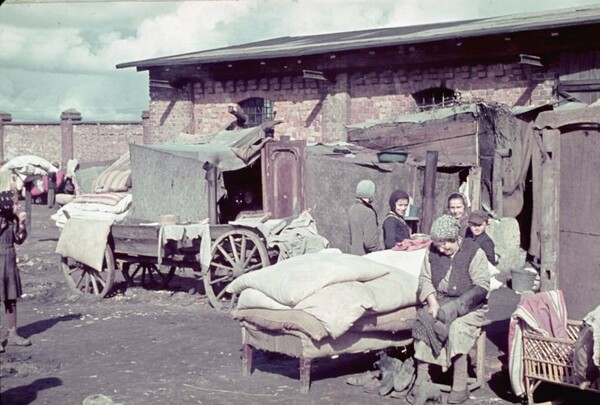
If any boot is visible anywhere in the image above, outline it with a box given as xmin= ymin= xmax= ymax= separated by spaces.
xmin=345 ymin=370 xmax=380 ymax=386
xmin=448 ymin=354 xmax=469 ymax=404
xmin=7 ymin=328 xmax=31 ymax=347
xmin=394 ymin=357 xmax=416 ymax=392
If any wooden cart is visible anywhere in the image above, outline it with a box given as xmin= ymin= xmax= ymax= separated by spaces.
xmin=59 ymin=221 xmax=274 ymax=310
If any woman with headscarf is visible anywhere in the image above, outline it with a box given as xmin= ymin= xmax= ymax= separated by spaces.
xmin=447 ymin=193 xmax=470 ymax=238
xmin=410 ymin=214 xmax=490 ymax=404
xmin=382 ymin=189 xmax=411 ymax=249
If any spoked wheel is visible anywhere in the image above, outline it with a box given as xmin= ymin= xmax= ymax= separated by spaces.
xmin=61 ymin=245 xmax=115 ymax=298
xmin=121 ymin=262 xmax=176 ymax=290
xmin=204 ymin=229 xmax=269 ymax=310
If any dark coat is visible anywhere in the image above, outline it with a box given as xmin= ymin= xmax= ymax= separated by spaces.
xmin=348 ymin=198 xmax=380 ymax=255
xmin=382 ymin=212 xmax=411 ymax=249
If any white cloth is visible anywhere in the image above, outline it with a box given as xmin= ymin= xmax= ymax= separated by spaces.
xmin=55 ymin=218 xmax=113 ymax=272
xmin=157 ymin=222 xmax=211 ymax=268
xmin=583 ymin=305 xmax=600 ymax=367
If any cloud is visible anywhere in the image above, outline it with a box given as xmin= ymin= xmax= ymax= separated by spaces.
xmin=0 ymin=0 xmax=597 ymax=121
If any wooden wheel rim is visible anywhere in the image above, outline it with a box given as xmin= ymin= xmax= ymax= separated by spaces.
xmin=204 ymin=229 xmax=269 ymax=310
xmin=61 ymin=245 xmax=115 ymax=298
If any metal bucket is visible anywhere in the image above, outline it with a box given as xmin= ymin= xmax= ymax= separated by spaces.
xmin=511 ymin=267 xmax=537 ymax=292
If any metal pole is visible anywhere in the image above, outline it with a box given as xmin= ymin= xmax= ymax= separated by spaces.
xmin=421 ymin=150 xmax=438 ymax=234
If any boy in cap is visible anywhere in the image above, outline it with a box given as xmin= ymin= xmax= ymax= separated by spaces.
xmin=348 ymin=179 xmax=380 ymax=255
xmin=465 ymin=209 xmax=496 ymax=265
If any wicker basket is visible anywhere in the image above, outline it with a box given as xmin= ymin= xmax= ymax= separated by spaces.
xmin=522 ymin=320 xmax=600 ymax=404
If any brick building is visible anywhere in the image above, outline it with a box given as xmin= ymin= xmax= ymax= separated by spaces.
xmin=117 ymin=7 xmax=600 ymax=143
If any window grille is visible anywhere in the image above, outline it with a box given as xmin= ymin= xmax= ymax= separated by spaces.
xmin=238 ymin=97 xmax=274 ymax=127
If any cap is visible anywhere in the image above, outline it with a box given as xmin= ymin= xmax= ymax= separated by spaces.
xmin=468 ymin=209 xmax=489 ymax=225
xmin=356 ymin=180 xmax=375 ymax=199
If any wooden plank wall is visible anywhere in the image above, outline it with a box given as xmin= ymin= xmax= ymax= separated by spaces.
xmin=559 ymin=51 xmax=600 ymax=104
xmin=557 ymin=128 xmax=600 ymax=319
xmin=347 ymin=115 xmax=478 ymax=166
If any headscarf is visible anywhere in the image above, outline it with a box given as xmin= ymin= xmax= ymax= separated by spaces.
xmin=388 ymin=189 xmax=409 ymax=210
xmin=430 ymin=214 xmax=460 ymax=241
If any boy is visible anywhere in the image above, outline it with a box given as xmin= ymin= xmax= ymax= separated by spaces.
xmin=465 ymin=210 xmax=496 ymax=265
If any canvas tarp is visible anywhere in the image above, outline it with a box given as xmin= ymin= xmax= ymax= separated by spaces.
xmin=138 ymin=121 xmax=279 ymax=172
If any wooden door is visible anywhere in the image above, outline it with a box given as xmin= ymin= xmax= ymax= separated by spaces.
xmin=262 ymin=140 xmax=305 ymax=218
xmin=557 ymin=127 xmax=600 ymax=319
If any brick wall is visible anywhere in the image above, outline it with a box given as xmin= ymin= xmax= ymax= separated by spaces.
xmin=148 ymin=58 xmax=559 ymax=143
xmin=0 ymin=110 xmax=145 ymax=165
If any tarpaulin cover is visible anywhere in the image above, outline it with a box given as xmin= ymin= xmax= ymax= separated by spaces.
xmin=135 ymin=121 xmax=279 ymax=172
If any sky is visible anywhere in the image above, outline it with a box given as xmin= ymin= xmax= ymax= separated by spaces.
xmin=1 ymin=0 xmax=599 ymax=122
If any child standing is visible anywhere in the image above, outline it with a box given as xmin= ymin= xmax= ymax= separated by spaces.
xmin=0 ymin=190 xmax=30 ymax=352
xmin=465 ymin=209 xmax=497 ymax=265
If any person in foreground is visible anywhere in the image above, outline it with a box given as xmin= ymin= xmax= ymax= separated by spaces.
xmin=348 ymin=179 xmax=380 ymax=255
xmin=0 ymin=190 xmax=30 ymax=353
xmin=382 ymin=189 xmax=411 ymax=249
xmin=411 ymin=214 xmax=490 ymax=404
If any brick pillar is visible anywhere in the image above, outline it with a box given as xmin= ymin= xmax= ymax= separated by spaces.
xmin=321 ymin=73 xmax=351 ymax=143
xmin=141 ymin=110 xmax=150 ymax=144
xmin=0 ymin=111 xmax=12 ymax=163
xmin=60 ymin=109 xmax=82 ymax=168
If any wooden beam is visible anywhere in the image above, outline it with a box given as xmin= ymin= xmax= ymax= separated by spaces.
xmin=421 ymin=151 xmax=438 ymax=234
xmin=540 ymin=129 xmax=561 ymax=291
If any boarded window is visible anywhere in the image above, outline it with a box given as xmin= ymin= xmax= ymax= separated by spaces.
xmin=412 ymin=87 xmax=459 ymax=111
xmin=239 ymin=97 xmax=274 ymax=127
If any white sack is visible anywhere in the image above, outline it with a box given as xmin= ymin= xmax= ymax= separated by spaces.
xmin=226 ymin=251 xmax=390 ymax=307
xmin=294 ymin=281 xmax=376 ymax=339
xmin=236 ymin=288 xmax=291 ymax=311
xmin=364 ymin=249 xmax=427 ymax=279
xmin=363 ymin=270 xmax=419 ymax=313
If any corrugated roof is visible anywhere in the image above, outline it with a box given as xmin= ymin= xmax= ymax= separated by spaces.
xmin=117 ymin=6 xmax=600 ymax=70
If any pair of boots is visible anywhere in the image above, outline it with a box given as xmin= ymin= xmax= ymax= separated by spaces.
xmin=1 ymin=328 xmax=32 ymax=351
xmin=408 ymin=358 xmax=470 ymax=405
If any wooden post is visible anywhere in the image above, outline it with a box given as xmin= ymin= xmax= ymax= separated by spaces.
xmin=204 ymin=163 xmax=218 ymax=225
xmin=540 ymin=129 xmax=560 ymax=291
xmin=24 ymin=185 xmax=32 ymax=235
xmin=421 ymin=151 xmax=438 ymax=234
xmin=493 ymin=148 xmax=512 ymax=218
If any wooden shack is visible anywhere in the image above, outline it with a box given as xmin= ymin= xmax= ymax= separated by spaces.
xmin=533 ymin=106 xmax=600 ymax=319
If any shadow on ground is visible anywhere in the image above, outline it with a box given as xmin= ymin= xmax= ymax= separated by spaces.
xmin=1 ymin=376 xmax=62 ymax=405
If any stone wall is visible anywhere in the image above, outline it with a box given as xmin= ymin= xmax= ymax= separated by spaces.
xmin=0 ymin=109 xmax=146 ymax=166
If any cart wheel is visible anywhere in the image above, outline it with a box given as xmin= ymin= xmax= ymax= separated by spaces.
xmin=204 ymin=229 xmax=269 ymax=310
xmin=61 ymin=245 xmax=115 ymax=298
xmin=122 ymin=263 xmax=176 ymax=290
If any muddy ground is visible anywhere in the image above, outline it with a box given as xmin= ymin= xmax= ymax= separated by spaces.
xmin=1 ymin=204 xmax=597 ymax=405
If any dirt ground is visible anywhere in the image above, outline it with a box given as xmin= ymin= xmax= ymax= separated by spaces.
xmin=1 ymin=204 xmax=598 ymax=405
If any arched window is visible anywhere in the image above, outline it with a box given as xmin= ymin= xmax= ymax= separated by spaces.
xmin=238 ymin=97 xmax=274 ymax=127
xmin=412 ymin=87 xmax=459 ymax=111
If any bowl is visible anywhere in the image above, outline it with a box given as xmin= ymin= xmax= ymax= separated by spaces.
xmin=377 ymin=148 xmax=408 ymax=163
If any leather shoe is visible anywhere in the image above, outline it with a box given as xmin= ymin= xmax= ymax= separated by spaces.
xmin=447 ymin=387 xmax=469 ymax=404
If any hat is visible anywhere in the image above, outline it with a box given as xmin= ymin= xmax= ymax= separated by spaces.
xmin=430 ymin=214 xmax=460 ymax=241
xmin=356 ymin=180 xmax=375 ymax=199
xmin=388 ymin=189 xmax=409 ymax=209
xmin=468 ymin=210 xmax=489 ymax=225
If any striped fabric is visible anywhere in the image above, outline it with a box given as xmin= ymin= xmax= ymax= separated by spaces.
xmin=73 ymin=192 xmax=128 ymax=206
xmin=508 ymin=290 xmax=569 ymax=397
xmin=92 ymin=152 xmax=131 ymax=193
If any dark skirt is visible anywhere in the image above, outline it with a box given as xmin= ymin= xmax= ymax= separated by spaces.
xmin=0 ymin=246 xmax=22 ymax=301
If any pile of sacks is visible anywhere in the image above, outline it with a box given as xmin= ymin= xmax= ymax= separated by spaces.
xmin=346 ymin=352 xmax=442 ymax=404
